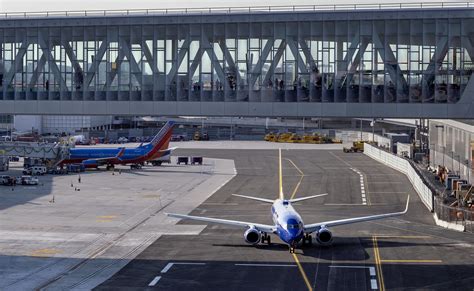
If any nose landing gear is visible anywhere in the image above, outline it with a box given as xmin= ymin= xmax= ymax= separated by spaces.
xmin=289 ymin=242 xmax=297 ymax=253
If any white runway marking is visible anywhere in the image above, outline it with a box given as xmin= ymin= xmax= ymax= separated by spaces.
xmin=351 ymin=168 xmax=367 ymax=205
xmin=148 ymin=276 xmax=161 ymax=286
xmin=371 ymin=279 xmax=378 ymax=289
xmin=161 ymin=262 xmax=206 ymax=273
xmin=329 ymin=265 xmax=378 ymax=289
xmin=235 ymin=263 xmax=297 ymax=267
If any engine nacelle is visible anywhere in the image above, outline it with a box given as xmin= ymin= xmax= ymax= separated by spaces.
xmin=316 ymin=227 xmax=333 ymax=246
xmin=244 ymin=227 xmax=261 ymax=245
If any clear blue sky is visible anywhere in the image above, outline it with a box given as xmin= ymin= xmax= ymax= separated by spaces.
xmin=0 ymin=0 xmax=457 ymax=12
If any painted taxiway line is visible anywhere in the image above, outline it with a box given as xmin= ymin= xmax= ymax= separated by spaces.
xmin=161 ymin=262 xmax=206 ymax=273
xmin=235 ymin=263 xmax=297 ymax=267
xmin=350 ymin=168 xmax=368 ymax=205
xmin=148 ymin=276 xmax=161 ymax=286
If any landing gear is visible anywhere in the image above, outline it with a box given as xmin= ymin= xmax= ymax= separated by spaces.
xmin=302 ymin=234 xmax=312 ymax=247
xmin=261 ymin=233 xmax=271 ymax=245
xmin=106 ymin=165 xmax=115 ymax=171
xmin=289 ymin=244 xmax=296 ymax=253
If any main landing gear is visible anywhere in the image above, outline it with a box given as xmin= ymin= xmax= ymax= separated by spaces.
xmin=261 ymin=233 xmax=271 ymax=245
xmin=302 ymin=234 xmax=312 ymax=246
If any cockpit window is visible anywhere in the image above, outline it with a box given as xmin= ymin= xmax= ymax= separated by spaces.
xmin=287 ymin=224 xmax=300 ymax=229
xmin=287 ymin=218 xmax=300 ymax=229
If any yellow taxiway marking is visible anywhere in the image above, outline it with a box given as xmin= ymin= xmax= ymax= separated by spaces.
xmin=292 ymin=253 xmax=313 ymax=291
xmin=31 ymin=248 xmax=62 ymax=257
xmin=372 ymin=236 xmax=386 ymax=291
xmin=284 ymin=158 xmax=305 ymax=200
xmin=380 ymin=260 xmax=442 ymax=264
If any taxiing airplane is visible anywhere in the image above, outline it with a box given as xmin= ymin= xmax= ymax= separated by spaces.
xmin=61 ymin=121 xmax=175 ymax=169
xmin=168 ymin=149 xmax=409 ymax=253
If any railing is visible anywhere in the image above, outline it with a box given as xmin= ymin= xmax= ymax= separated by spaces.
xmin=0 ymin=1 xmax=472 ymax=19
xmin=434 ymin=197 xmax=473 ymax=233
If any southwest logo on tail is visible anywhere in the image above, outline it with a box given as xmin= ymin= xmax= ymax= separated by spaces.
xmin=63 ymin=121 xmax=175 ymax=169
xmin=167 ymin=148 xmax=409 ymax=253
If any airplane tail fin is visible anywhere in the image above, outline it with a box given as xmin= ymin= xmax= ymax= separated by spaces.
xmin=279 ymin=148 xmax=284 ymax=199
xmin=143 ymin=121 xmax=175 ymax=159
xmin=232 ymin=194 xmax=275 ymax=203
xmin=288 ymin=193 xmax=328 ymax=203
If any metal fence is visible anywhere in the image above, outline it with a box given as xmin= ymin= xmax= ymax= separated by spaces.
xmin=0 ymin=1 xmax=472 ymax=19
xmin=434 ymin=198 xmax=474 ymax=233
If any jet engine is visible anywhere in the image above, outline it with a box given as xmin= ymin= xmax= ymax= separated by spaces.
xmin=244 ymin=227 xmax=261 ymax=245
xmin=316 ymin=227 xmax=333 ymax=245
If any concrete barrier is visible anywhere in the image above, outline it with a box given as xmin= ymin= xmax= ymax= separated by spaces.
xmin=364 ymin=143 xmax=433 ymax=211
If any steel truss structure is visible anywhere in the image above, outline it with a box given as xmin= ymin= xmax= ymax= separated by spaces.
xmin=0 ymin=7 xmax=473 ymax=117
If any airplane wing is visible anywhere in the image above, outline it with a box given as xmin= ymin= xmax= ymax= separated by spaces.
xmin=304 ymin=196 xmax=410 ymax=233
xmin=232 ymin=194 xmax=275 ymax=203
xmin=167 ymin=213 xmax=276 ymax=233
xmin=82 ymin=147 xmax=126 ymax=166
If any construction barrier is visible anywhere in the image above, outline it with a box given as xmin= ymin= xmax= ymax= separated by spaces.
xmin=364 ymin=143 xmax=433 ymax=211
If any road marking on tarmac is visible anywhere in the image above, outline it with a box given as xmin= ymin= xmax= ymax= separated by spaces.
xmin=148 ymin=276 xmax=161 ymax=286
xmin=292 ymin=253 xmax=313 ymax=291
xmin=350 ymin=168 xmax=369 ymax=205
xmin=235 ymin=263 xmax=297 ymax=267
xmin=329 ymin=266 xmax=378 ymax=289
xmin=372 ymin=236 xmax=386 ymax=291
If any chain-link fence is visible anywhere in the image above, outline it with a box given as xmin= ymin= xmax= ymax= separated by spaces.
xmin=434 ymin=198 xmax=474 ymax=233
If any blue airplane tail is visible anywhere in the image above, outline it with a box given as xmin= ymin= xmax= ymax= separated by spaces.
xmin=141 ymin=121 xmax=175 ymax=154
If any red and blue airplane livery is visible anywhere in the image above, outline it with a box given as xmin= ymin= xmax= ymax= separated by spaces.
xmin=61 ymin=121 xmax=175 ymax=169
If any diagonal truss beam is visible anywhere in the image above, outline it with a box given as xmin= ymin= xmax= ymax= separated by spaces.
xmin=287 ymin=38 xmax=309 ymax=74
xmin=421 ymin=36 xmax=449 ymax=88
xmin=4 ymin=41 xmax=28 ymax=88
xmin=249 ymin=39 xmax=274 ymax=88
xmin=372 ymin=31 xmax=409 ymax=96
xmin=335 ymin=32 xmax=362 ymax=89
xmin=38 ymin=35 xmax=67 ymax=90
xmin=28 ymin=54 xmax=46 ymax=88
xmin=218 ymin=40 xmax=241 ymax=84
xmin=263 ymin=40 xmax=286 ymax=85
xmin=298 ymin=39 xmax=317 ymax=73
xmin=142 ymin=40 xmax=159 ymax=74
xmin=85 ymin=40 xmax=107 ymax=89
xmin=119 ymin=38 xmax=142 ymax=87
xmin=167 ymin=39 xmax=191 ymax=85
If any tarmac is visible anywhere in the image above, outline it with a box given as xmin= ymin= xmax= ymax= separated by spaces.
xmin=97 ymin=148 xmax=474 ymax=291
xmin=0 ymin=157 xmax=235 ymax=290
xmin=1 ymin=142 xmax=473 ymax=290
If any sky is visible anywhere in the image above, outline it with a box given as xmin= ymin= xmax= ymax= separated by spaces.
xmin=0 ymin=0 xmax=461 ymax=12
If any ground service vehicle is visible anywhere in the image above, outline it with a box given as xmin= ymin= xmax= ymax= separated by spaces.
xmin=343 ymin=141 xmax=365 ymax=153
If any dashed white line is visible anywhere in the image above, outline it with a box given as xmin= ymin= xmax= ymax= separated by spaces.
xmin=161 ymin=262 xmax=206 ymax=273
xmin=371 ymin=279 xmax=378 ymax=289
xmin=148 ymin=276 xmax=161 ymax=286
xmin=369 ymin=267 xmax=376 ymax=276
xmin=161 ymin=263 xmax=174 ymax=273
xmin=351 ymin=168 xmax=367 ymax=205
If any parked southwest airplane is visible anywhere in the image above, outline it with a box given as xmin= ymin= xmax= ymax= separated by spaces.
xmin=168 ymin=149 xmax=409 ymax=253
xmin=61 ymin=121 xmax=175 ymax=169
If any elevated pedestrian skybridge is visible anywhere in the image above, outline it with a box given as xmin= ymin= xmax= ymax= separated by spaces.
xmin=0 ymin=2 xmax=473 ymax=118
